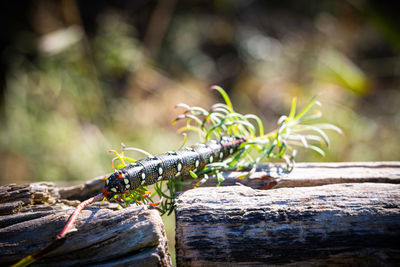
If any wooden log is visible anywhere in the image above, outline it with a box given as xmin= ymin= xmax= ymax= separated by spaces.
xmin=175 ymin=183 xmax=400 ymax=266
xmin=0 ymin=183 xmax=172 ymax=267
xmin=59 ymin=162 xmax=400 ymax=196
xmin=181 ymin=161 xmax=400 ymax=190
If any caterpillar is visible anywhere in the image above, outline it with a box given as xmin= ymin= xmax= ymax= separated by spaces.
xmin=103 ymin=135 xmax=246 ymax=199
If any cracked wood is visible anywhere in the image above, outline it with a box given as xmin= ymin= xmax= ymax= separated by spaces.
xmin=176 ymin=181 xmax=400 ymax=266
xmin=0 ymin=183 xmax=171 ymax=267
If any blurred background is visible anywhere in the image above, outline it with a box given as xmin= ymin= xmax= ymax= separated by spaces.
xmin=1 ymin=0 xmax=400 ymax=187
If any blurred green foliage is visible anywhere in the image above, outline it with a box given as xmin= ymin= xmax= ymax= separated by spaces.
xmin=1 ymin=1 xmax=400 ymax=187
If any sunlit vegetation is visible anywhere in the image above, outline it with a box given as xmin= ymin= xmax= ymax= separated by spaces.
xmin=1 ymin=1 xmax=399 ymax=187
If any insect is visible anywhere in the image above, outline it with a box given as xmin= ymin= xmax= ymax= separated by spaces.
xmin=103 ymin=136 xmax=247 ymax=200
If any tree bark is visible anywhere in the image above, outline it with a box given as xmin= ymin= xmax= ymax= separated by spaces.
xmin=175 ymin=162 xmax=400 ymax=266
xmin=0 ymin=183 xmax=172 ymax=267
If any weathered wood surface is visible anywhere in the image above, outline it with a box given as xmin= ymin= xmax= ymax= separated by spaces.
xmin=176 ymin=162 xmax=400 ymax=266
xmin=58 ymin=162 xmax=400 ymax=197
xmin=0 ymin=183 xmax=171 ymax=267
xmin=182 ymin=161 xmax=400 ymax=190
xmin=176 ymin=184 xmax=400 ymax=266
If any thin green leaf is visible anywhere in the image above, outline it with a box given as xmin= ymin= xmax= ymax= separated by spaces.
xmin=178 ymin=133 xmax=188 ymax=149
xmin=211 ymin=85 xmax=233 ymax=110
xmin=175 ymin=103 xmax=191 ymax=109
xmin=299 ymin=110 xmax=322 ymax=123
xmin=216 ymin=172 xmax=225 ymax=186
xmin=115 ymin=163 xmax=126 ymax=170
xmin=108 ymin=150 xmax=126 ymax=168
xmin=293 ymin=98 xmax=317 ymax=122
xmin=265 ymin=143 xmax=276 ymax=158
xmin=288 ymin=97 xmax=297 ymax=119
xmin=308 ymin=145 xmax=326 ymax=156
xmin=175 ymin=180 xmax=193 ymax=185
xmin=244 ymin=114 xmax=264 ymax=136
xmin=225 ymin=120 xmax=255 ymax=132
xmin=312 ymin=123 xmax=343 ymax=134
xmin=122 ymin=147 xmax=153 ymax=158
xmin=177 ymin=125 xmax=203 ymax=135
xmin=277 ymin=115 xmax=287 ymax=125
xmin=184 ymin=106 xmax=209 ymax=116
xmin=189 ymin=171 xmax=198 ymax=179
xmin=210 ymin=107 xmax=231 ymax=115
xmin=210 ymin=103 xmax=233 ymax=113
xmin=307 ymin=126 xmax=330 ymax=146
xmin=154 ymin=183 xmax=174 ymax=199
xmin=122 ymin=156 xmax=137 ymax=163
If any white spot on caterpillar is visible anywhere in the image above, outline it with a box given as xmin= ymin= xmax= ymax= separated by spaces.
xmin=141 ymin=172 xmax=146 ymax=180
xmin=126 ymin=184 xmax=130 ymax=189
xmin=229 ymin=148 xmax=234 ymax=154
xmin=106 ymin=179 xmax=109 ymax=185
xmin=111 ymin=188 xmax=117 ymax=193
xmin=209 ymin=155 xmax=214 ymax=163
xmin=219 ymin=152 xmax=224 ymax=159
xmin=158 ymin=167 xmax=163 ymax=175
xmin=158 ymin=176 xmax=163 ymax=181
xmin=175 ymin=171 xmax=181 ymax=177
xmin=141 ymin=180 xmax=146 ymax=185
xmin=177 ymin=162 xmax=182 ymax=172
xmin=195 ymin=160 xmax=200 ymax=168
xmin=124 ymin=178 xmax=129 ymax=184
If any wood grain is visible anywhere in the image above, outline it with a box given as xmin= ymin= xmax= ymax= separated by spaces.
xmin=181 ymin=161 xmax=400 ymax=190
xmin=0 ymin=183 xmax=172 ymax=267
xmin=3 ymin=162 xmax=400 ymax=266
xmin=175 ymin=183 xmax=400 ymax=266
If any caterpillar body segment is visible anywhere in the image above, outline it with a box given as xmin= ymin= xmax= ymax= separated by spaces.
xmin=103 ymin=136 xmax=246 ymax=199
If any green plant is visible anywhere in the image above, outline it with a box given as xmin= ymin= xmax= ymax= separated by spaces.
xmin=109 ymin=85 xmax=341 ymax=215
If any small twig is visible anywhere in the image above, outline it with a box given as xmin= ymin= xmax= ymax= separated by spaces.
xmin=12 ymin=193 xmax=104 ymax=267
xmin=56 ymin=193 xmax=104 ymax=239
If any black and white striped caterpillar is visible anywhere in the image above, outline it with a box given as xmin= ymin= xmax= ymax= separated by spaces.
xmin=103 ymin=136 xmax=246 ymax=199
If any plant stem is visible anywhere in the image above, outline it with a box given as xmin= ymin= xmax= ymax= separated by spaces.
xmin=56 ymin=193 xmax=104 ymax=239
xmin=12 ymin=193 xmax=104 ymax=267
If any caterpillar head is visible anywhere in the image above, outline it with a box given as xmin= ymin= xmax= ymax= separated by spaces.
xmin=103 ymin=163 xmax=143 ymax=199
xmin=103 ymin=171 xmax=128 ymax=199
